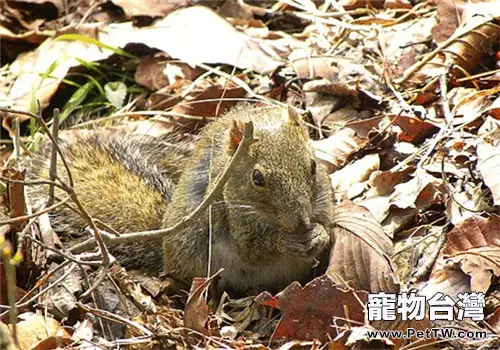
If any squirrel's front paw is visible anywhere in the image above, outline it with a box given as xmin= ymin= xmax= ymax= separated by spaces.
xmin=278 ymin=224 xmax=330 ymax=258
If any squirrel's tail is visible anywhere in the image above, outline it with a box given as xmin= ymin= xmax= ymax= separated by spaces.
xmin=27 ymin=130 xmax=191 ymax=271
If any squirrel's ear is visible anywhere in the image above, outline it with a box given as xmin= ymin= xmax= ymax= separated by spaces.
xmin=228 ymin=119 xmax=245 ymax=155
xmin=282 ymin=105 xmax=301 ymax=126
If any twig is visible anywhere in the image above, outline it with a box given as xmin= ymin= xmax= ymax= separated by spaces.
xmin=70 ymin=121 xmax=257 ymax=253
xmin=417 ymin=68 xmax=452 ymax=167
xmin=409 ymin=229 xmax=447 ymax=283
xmin=75 ymin=0 xmax=105 ymax=28
xmin=1 ymin=245 xmax=20 ymax=348
xmin=13 ymin=117 xmax=21 ymax=162
xmin=0 ymin=195 xmax=71 ymax=225
xmin=76 ymin=302 xmax=153 ymax=337
xmin=0 ymin=261 xmax=73 ymax=311
xmin=0 ymin=107 xmax=112 ymax=298
xmin=0 ymin=176 xmax=67 ymax=192
xmin=0 ymin=108 xmax=74 ymax=187
xmin=294 ymin=11 xmax=373 ymax=32
xmin=21 ymin=233 xmax=103 ymax=266
xmin=48 ymin=108 xmax=59 ymax=206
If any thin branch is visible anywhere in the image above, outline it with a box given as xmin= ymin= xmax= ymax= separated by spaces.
xmin=417 ymin=68 xmax=452 ymax=167
xmin=0 ymin=176 xmax=67 ymax=191
xmin=0 ymin=261 xmax=73 ymax=311
xmin=48 ymin=108 xmax=60 ymax=206
xmin=0 ymin=107 xmax=74 ymax=187
xmin=76 ymin=302 xmax=153 ymax=337
xmin=0 ymin=195 xmax=72 ymax=225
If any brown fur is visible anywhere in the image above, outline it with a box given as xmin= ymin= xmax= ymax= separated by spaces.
xmin=27 ymin=105 xmax=334 ymax=294
xmin=163 ymin=105 xmax=334 ymax=296
xmin=28 ymin=130 xmax=190 ymax=271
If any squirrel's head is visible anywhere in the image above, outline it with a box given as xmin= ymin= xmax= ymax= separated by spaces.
xmin=224 ymin=106 xmax=325 ymax=235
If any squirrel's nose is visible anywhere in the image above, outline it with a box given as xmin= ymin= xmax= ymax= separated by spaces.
xmin=293 ymin=217 xmax=312 ymax=235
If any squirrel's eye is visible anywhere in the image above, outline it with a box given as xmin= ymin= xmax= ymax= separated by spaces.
xmin=311 ymin=160 xmax=317 ymax=176
xmin=252 ymin=169 xmax=265 ymax=187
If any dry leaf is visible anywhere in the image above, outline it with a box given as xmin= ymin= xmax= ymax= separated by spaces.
xmin=256 ymin=275 xmax=368 ymax=343
xmin=313 ymin=128 xmax=367 ymax=173
xmin=445 ymin=185 xmax=490 ymax=224
xmin=291 ymin=57 xmax=337 ymax=80
xmin=2 ymin=168 xmax=26 ymax=232
xmin=184 ymin=273 xmax=221 ymax=336
xmin=172 ymin=83 xmax=247 ymax=124
xmin=0 ymin=322 xmax=17 ymax=350
xmin=440 ymin=215 xmax=500 ymax=293
xmin=487 ymin=307 xmax=500 ymax=333
xmin=448 ymin=87 xmax=493 ymax=125
xmin=407 ymin=3 xmax=500 ymax=83
xmin=420 ymin=267 xmax=472 ymax=300
xmin=8 ymin=38 xmax=109 ymax=115
xmin=431 ymin=0 xmax=466 ymax=43
xmin=477 ymin=140 xmax=500 ymax=205
xmin=110 ymin=0 xmax=188 ymax=18
xmin=101 ymin=6 xmax=301 ymax=74
xmin=366 ymin=167 xmax=414 ymax=197
xmin=135 ymin=54 xmax=205 ymax=91
xmin=328 ymin=203 xmax=399 ymax=293
xmin=13 ymin=313 xmax=71 ymax=350
xmin=6 ymin=0 xmax=64 ymax=20
xmin=360 ymin=168 xmax=444 ymax=225
xmin=389 ymin=115 xmax=439 ymax=143
xmin=330 ymin=154 xmax=379 ymax=200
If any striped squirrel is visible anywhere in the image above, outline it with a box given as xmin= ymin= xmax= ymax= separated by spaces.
xmin=29 ymin=105 xmax=334 ymax=296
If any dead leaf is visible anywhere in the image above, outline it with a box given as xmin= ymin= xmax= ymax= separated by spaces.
xmin=366 ymin=167 xmax=414 ymax=197
xmin=101 ymin=6 xmax=301 ymax=74
xmin=405 ymin=3 xmax=500 ymax=83
xmin=46 ymin=263 xmax=83 ymax=319
xmin=71 ymin=319 xmax=93 ymax=343
xmin=477 ymin=139 xmax=500 ymax=205
xmin=440 ymin=215 xmax=500 ymax=293
xmin=339 ymin=0 xmax=385 ymax=10
xmin=445 ymin=185 xmax=490 ymax=224
xmin=291 ymin=57 xmax=337 ymax=80
xmin=390 ymin=115 xmax=439 ymax=143
xmin=338 ymin=326 xmax=394 ymax=348
xmin=184 ymin=271 xmax=222 ymax=336
xmin=312 ymin=128 xmax=368 ymax=173
xmin=376 ymin=316 xmax=432 ymax=349
xmin=384 ymin=0 xmax=412 ymax=9
xmin=13 ymin=313 xmax=71 ymax=350
xmin=6 ymin=0 xmax=64 ymax=20
xmin=135 ymin=54 xmax=205 ymax=91
xmin=110 ymin=0 xmax=189 ymax=18
xmin=0 ymin=322 xmax=17 ymax=350
xmin=392 ymin=226 xmax=443 ymax=284
xmin=172 ymin=83 xmax=247 ymax=121
xmin=420 ymin=267 xmax=472 ymax=300
xmin=2 ymin=168 xmax=26 ymax=231
xmin=449 ymin=87 xmax=493 ymax=125
xmin=330 ymin=154 xmax=379 ymax=200
xmin=360 ymin=168 xmax=444 ymax=225
xmin=256 ymin=275 xmax=368 ymax=343
xmin=8 ymin=37 xmax=109 ymax=115
xmin=431 ymin=0 xmax=466 ymax=43
xmin=487 ymin=307 xmax=500 ymax=333
xmin=328 ymin=203 xmax=399 ymax=293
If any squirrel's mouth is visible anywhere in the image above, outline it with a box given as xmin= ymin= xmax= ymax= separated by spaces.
xmin=289 ymin=222 xmax=316 ymax=236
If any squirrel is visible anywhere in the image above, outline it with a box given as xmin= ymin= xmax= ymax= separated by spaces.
xmin=28 ymin=130 xmax=192 ymax=271
xmin=28 ymin=105 xmax=334 ymax=296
